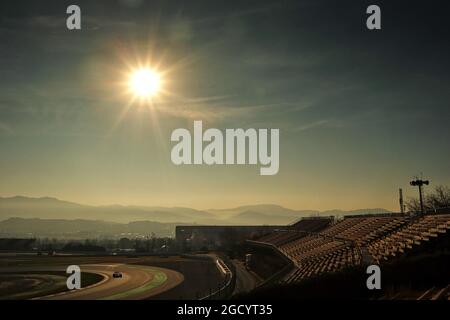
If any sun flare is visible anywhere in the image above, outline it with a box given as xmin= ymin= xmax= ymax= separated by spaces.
xmin=129 ymin=68 xmax=161 ymax=98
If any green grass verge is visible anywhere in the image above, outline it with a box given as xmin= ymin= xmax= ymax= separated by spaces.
xmin=100 ymin=266 xmax=168 ymax=300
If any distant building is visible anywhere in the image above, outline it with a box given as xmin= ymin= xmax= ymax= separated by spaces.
xmin=176 ymin=225 xmax=281 ymax=251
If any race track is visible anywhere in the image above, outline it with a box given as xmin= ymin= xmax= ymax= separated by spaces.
xmin=42 ymin=264 xmax=184 ymax=300
xmin=0 ymin=263 xmax=184 ymax=300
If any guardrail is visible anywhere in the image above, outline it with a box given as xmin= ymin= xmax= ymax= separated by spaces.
xmin=199 ymin=255 xmax=235 ymax=300
xmin=180 ymin=253 xmax=236 ymax=300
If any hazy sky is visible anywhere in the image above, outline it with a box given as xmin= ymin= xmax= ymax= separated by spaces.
xmin=0 ymin=0 xmax=449 ymax=211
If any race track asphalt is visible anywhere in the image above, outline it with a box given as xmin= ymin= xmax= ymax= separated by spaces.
xmin=1 ymin=263 xmax=184 ymax=300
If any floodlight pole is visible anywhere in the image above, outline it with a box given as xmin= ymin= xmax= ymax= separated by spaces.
xmin=399 ymin=188 xmax=405 ymax=214
xmin=410 ymin=179 xmax=430 ymax=215
xmin=418 ymin=183 xmax=424 ymax=214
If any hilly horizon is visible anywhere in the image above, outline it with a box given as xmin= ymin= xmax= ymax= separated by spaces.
xmin=0 ymin=195 xmax=391 ymax=226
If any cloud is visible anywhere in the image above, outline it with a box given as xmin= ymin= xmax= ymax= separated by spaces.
xmin=294 ymin=119 xmax=330 ymax=132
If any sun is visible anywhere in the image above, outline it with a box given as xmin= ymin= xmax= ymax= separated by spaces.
xmin=129 ymin=68 xmax=161 ymax=98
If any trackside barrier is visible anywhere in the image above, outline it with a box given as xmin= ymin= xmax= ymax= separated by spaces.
xmin=180 ymin=253 xmax=236 ymax=300
xmin=200 ymin=256 xmax=235 ymax=300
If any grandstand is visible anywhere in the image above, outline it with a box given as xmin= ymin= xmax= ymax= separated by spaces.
xmin=254 ymin=217 xmax=333 ymax=247
xmin=368 ymin=214 xmax=450 ymax=263
xmin=247 ymin=212 xmax=450 ymax=285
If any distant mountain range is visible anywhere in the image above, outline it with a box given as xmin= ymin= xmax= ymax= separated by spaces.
xmin=0 ymin=196 xmax=219 ymax=224
xmin=0 ymin=196 xmax=391 ymax=238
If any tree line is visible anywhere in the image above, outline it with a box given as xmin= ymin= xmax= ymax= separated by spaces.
xmin=407 ymin=185 xmax=450 ymax=213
